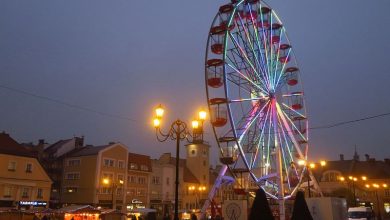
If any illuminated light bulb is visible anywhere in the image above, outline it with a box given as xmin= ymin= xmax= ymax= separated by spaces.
xmin=155 ymin=104 xmax=164 ymax=118
xmin=192 ymin=120 xmax=199 ymax=129
xmin=153 ymin=118 xmax=161 ymax=128
xmin=320 ymin=160 xmax=326 ymax=166
xmin=199 ymin=110 xmax=207 ymax=121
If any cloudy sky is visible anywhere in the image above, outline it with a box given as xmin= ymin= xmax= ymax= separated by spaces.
xmin=1 ymin=0 xmax=389 ymax=162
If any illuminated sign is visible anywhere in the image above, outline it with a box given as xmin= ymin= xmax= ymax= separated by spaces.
xmin=19 ymin=201 xmax=47 ymax=206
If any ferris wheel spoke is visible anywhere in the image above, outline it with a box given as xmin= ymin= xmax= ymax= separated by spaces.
xmin=235 ymin=6 xmax=265 ymax=83
xmin=234 ymin=100 xmax=270 ymax=140
xmin=249 ymin=7 xmax=271 ymax=89
xmin=259 ymin=8 xmax=272 ymax=89
xmin=276 ymin=123 xmax=291 ymax=190
xmin=229 ymin=31 xmax=261 ymax=83
xmin=271 ymin=29 xmax=285 ymax=89
xmin=277 ymin=112 xmax=295 ymax=162
xmin=226 ymin=41 xmax=259 ymax=83
xmin=250 ymin=102 xmax=272 ymax=169
xmin=227 ymin=32 xmax=268 ymax=89
xmin=275 ymin=102 xmax=305 ymax=159
xmin=278 ymin=104 xmax=307 ymax=141
xmin=226 ymin=62 xmax=269 ymax=95
xmin=274 ymin=46 xmax=291 ymax=88
xmin=280 ymin=102 xmax=306 ymax=119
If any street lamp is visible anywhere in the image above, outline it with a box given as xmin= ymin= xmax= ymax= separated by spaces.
xmin=188 ymin=185 xmax=207 ymax=209
xmin=365 ymin=182 xmax=388 ymax=220
xmin=102 ymin=178 xmax=124 ymax=209
xmin=153 ymin=104 xmax=206 ymax=220
xmin=346 ymin=175 xmax=359 ymax=207
xmin=298 ymin=160 xmax=326 ymax=197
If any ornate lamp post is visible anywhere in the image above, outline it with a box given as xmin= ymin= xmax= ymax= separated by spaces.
xmin=102 ymin=178 xmax=124 ymax=209
xmin=153 ymin=104 xmax=206 ymax=220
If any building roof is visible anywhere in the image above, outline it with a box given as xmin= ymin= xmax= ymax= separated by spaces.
xmin=159 ymin=153 xmax=200 ymax=184
xmin=0 ymin=132 xmax=35 ymax=158
xmin=313 ymin=157 xmax=390 ymax=180
xmin=67 ymin=145 xmax=111 ymax=157
xmin=128 ymin=152 xmax=152 ymax=172
xmin=183 ymin=166 xmax=200 ymax=184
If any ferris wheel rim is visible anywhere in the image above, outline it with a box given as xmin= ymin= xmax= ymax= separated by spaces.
xmin=205 ymin=0 xmax=308 ymax=199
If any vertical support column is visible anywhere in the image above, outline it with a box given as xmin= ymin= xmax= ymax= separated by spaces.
xmin=272 ymin=99 xmax=285 ymax=220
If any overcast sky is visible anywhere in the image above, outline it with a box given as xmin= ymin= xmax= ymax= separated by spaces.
xmin=1 ymin=0 xmax=389 ymax=163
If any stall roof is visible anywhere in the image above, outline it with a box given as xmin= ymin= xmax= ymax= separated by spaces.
xmin=58 ymin=205 xmax=100 ymax=214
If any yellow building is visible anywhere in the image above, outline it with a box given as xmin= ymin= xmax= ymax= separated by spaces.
xmin=126 ymin=153 xmax=152 ymax=211
xmin=0 ymin=132 xmax=52 ymax=209
xmin=61 ymin=142 xmax=128 ymax=211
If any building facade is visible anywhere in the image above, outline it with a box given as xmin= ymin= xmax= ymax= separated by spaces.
xmin=313 ymin=153 xmax=390 ymax=219
xmin=126 ymin=152 xmax=152 ymax=211
xmin=61 ymin=143 xmax=129 ymax=211
xmin=0 ymin=132 xmax=52 ymax=209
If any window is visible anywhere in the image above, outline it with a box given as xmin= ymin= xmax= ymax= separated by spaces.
xmin=3 ymin=186 xmax=11 ymax=198
xmin=103 ymin=158 xmax=115 ymax=167
xmin=152 ymin=176 xmax=161 ymax=185
xmin=140 ymin=165 xmax=149 ymax=171
xmin=130 ymin=163 xmax=138 ymax=170
xmin=22 ymin=188 xmax=29 ymax=198
xmin=203 ymin=149 xmax=207 ymax=156
xmin=191 ymin=150 xmax=196 ymax=156
xmin=66 ymin=172 xmax=80 ymax=180
xmin=8 ymin=161 xmax=16 ymax=171
xmin=322 ymin=171 xmax=341 ymax=182
xmin=127 ymin=188 xmax=135 ymax=196
xmin=138 ymin=177 xmax=146 ymax=184
xmin=203 ymin=160 xmax=206 ymax=166
xmin=137 ymin=189 xmax=146 ymax=196
xmin=166 ymin=177 xmax=170 ymax=186
xmin=67 ymin=159 xmax=81 ymax=166
xmin=117 ymin=188 xmax=123 ymax=195
xmin=25 ymin=163 xmax=33 ymax=173
xmin=151 ymin=190 xmax=160 ymax=199
xmin=118 ymin=160 xmax=125 ymax=169
xmin=385 ymin=189 xmax=390 ymax=197
xmin=128 ymin=175 xmax=136 ymax=183
xmin=37 ymin=188 xmax=43 ymax=198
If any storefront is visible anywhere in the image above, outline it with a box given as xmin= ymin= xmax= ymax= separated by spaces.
xmin=18 ymin=201 xmax=48 ymax=210
xmin=58 ymin=205 xmax=101 ymax=220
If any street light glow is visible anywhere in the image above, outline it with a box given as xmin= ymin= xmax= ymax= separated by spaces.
xmin=153 ymin=118 xmax=161 ymax=128
xmin=320 ymin=160 xmax=326 ymax=167
xmin=365 ymin=184 xmax=370 ymax=188
xmin=361 ymin=176 xmax=367 ymax=181
xmin=103 ymin=178 xmax=110 ymax=185
xmin=155 ymin=104 xmax=164 ymax=118
xmin=339 ymin=176 xmax=345 ymax=182
xmin=309 ymin=163 xmax=316 ymax=169
xmin=192 ymin=120 xmax=199 ymax=129
xmin=199 ymin=109 xmax=207 ymax=121
xmin=297 ymin=159 xmax=306 ymax=166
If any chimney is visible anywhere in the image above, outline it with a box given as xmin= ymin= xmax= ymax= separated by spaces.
xmin=384 ymin=158 xmax=390 ymax=165
xmin=365 ymin=154 xmax=370 ymax=161
xmin=75 ymin=136 xmax=84 ymax=148
xmin=109 ymin=142 xmax=116 ymax=145
xmin=38 ymin=139 xmax=45 ymax=145
xmin=340 ymin=154 xmax=344 ymax=161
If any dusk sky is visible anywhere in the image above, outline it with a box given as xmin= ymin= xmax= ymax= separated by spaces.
xmin=1 ymin=0 xmax=389 ymax=163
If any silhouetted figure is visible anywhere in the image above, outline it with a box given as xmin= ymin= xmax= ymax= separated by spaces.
xmin=191 ymin=213 xmax=198 ymax=220
xmin=291 ymin=191 xmax=313 ymax=220
xmin=249 ymin=188 xmax=274 ymax=220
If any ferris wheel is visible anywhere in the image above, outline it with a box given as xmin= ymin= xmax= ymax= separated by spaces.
xmin=205 ymin=0 xmax=308 ymax=203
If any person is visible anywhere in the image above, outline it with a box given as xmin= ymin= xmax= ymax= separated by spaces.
xmin=191 ymin=213 xmax=198 ymax=220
